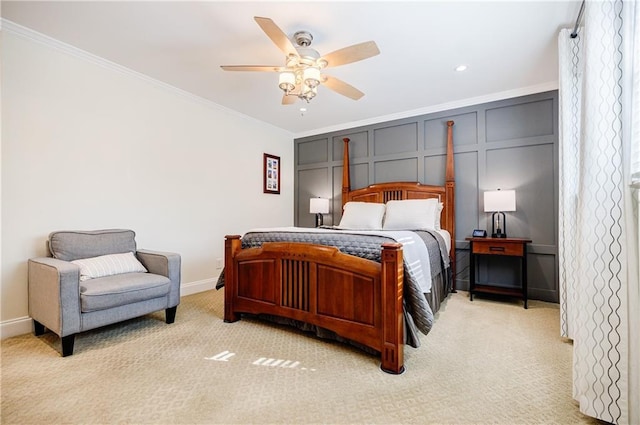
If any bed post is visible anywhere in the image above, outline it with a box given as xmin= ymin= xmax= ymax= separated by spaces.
xmin=223 ymin=235 xmax=242 ymax=323
xmin=445 ymin=120 xmax=456 ymax=292
xmin=380 ymin=242 xmax=404 ymax=374
xmin=342 ymin=138 xmax=351 ymax=208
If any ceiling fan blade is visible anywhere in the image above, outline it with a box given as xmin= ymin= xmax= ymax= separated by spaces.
xmin=322 ymin=75 xmax=365 ymax=100
xmin=282 ymin=94 xmax=298 ymax=105
xmin=220 ymin=65 xmax=284 ymax=72
xmin=321 ymin=41 xmax=380 ymax=68
xmin=254 ymin=17 xmax=298 ymax=57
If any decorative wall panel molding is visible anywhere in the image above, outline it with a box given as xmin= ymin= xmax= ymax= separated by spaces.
xmin=295 ymin=91 xmax=559 ymax=302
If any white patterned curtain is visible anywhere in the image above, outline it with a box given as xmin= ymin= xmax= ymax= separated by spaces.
xmin=558 ymin=1 xmax=639 ymax=424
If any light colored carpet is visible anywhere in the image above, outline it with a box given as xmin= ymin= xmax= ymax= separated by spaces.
xmin=1 ymin=289 xmax=601 ymax=425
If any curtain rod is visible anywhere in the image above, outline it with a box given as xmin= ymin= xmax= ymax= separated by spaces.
xmin=570 ymin=0 xmax=586 ymax=38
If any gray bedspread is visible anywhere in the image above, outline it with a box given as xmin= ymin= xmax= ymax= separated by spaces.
xmin=216 ymin=228 xmax=450 ymax=348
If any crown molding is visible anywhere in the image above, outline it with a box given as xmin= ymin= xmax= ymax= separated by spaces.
xmin=1 ymin=19 xmax=292 ymax=136
xmin=2 ymin=18 xmax=555 ymax=141
xmin=293 ymin=81 xmax=559 ymax=139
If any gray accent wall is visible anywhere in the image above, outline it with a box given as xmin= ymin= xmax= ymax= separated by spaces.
xmin=294 ymin=91 xmax=559 ymax=303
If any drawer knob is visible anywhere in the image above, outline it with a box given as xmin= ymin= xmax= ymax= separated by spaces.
xmin=489 ymin=246 xmax=505 ymax=252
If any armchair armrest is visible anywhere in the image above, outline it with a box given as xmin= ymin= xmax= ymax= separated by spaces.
xmin=28 ymin=257 xmax=82 ymax=336
xmin=136 ymin=250 xmax=181 ymax=306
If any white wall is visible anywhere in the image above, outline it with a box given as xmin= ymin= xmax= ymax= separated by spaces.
xmin=0 ymin=27 xmax=294 ymax=336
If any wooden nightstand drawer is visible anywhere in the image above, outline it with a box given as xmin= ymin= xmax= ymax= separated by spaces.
xmin=472 ymin=241 xmax=523 ymax=256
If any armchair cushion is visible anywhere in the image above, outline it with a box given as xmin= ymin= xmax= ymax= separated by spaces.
xmin=80 ymin=272 xmax=171 ymax=312
xmin=71 ymin=252 xmax=147 ymax=281
xmin=49 ymin=229 xmax=137 ymax=261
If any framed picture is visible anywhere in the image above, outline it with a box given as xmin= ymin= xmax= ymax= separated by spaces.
xmin=263 ymin=153 xmax=280 ymax=194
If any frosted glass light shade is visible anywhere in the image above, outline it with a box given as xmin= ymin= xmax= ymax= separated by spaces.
xmin=309 ymin=198 xmax=329 ymax=214
xmin=278 ymin=72 xmax=295 ymax=92
xmin=303 ymin=67 xmax=321 ymax=88
xmin=484 ymin=190 xmax=516 ymax=212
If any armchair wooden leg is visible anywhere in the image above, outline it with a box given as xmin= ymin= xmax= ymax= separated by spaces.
xmin=33 ymin=320 xmax=46 ymax=336
xmin=61 ymin=335 xmax=75 ymax=357
xmin=165 ymin=306 xmax=177 ymax=324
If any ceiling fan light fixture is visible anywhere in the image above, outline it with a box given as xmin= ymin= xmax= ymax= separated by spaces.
xmin=222 ymin=17 xmax=380 ymax=105
xmin=303 ymin=67 xmax=321 ymax=89
xmin=278 ymin=72 xmax=296 ymax=93
xmin=301 ymin=84 xmax=318 ymax=102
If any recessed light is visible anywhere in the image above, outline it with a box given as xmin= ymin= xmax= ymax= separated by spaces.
xmin=300 ymin=107 xmax=307 ymax=112
xmin=455 ymin=65 xmax=468 ymax=72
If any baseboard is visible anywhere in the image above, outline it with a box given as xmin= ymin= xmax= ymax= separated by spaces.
xmin=0 ymin=276 xmax=219 ymax=340
xmin=180 ymin=277 xmax=217 ymax=296
xmin=0 ymin=316 xmax=33 ymax=340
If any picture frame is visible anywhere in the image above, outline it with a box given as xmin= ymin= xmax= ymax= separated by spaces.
xmin=263 ymin=153 xmax=280 ymax=194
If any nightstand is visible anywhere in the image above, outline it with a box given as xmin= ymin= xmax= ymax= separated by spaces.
xmin=466 ymin=237 xmax=532 ymax=308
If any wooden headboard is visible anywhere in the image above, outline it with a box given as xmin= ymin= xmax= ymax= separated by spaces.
xmin=341 ymin=120 xmax=456 ymax=284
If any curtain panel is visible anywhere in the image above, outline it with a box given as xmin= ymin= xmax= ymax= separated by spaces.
xmin=558 ymin=1 xmax=639 ymax=424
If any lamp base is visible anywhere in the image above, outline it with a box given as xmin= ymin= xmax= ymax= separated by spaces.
xmin=490 ymin=212 xmax=507 ymax=239
xmin=315 ymin=213 xmax=324 ymax=228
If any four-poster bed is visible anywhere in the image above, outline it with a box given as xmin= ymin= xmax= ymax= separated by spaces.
xmin=221 ymin=120 xmax=455 ymax=374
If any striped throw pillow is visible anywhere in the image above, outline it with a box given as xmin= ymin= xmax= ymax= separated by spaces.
xmin=71 ymin=252 xmax=147 ymax=281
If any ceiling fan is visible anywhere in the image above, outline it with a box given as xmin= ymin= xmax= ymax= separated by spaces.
xmin=220 ymin=17 xmax=380 ymax=105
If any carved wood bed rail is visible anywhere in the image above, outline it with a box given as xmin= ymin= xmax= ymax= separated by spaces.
xmin=223 ymin=120 xmax=455 ymax=374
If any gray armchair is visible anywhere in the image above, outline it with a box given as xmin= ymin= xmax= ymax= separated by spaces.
xmin=28 ymin=229 xmax=181 ymax=356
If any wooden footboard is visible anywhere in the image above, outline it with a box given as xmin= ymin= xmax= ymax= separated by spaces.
xmin=224 ymin=235 xmax=405 ymax=374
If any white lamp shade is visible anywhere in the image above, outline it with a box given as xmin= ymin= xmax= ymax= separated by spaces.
xmin=303 ymin=67 xmax=321 ymax=88
xmin=484 ymin=190 xmax=516 ymax=212
xmin=278 ymin=72 xmax=295 ymax=91
xmin=310 ymin=198 xmax=330 ymax=214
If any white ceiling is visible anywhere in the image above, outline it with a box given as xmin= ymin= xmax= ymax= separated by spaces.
xmin=1 ymin=1 xmax=581 ymax=137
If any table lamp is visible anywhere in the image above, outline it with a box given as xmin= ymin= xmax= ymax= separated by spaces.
xmin=484 ymin=189 xmax=516 ymax=238
xmin=309 ymin=198 xmax=329 ymax=227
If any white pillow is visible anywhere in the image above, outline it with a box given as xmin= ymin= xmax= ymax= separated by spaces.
xmin=383 ymin=199 xmax=440 ymax=230
xmin=337 ymin=202 xmax=386 ymax=230
xmin=434 ymin=202 xmax=444 ymax=231
xmin=71 ymin=252 xmax=147 ymax=281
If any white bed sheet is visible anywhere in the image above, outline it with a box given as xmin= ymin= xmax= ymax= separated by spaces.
xmin=436 ymin=229 xmax=452 ymax=254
